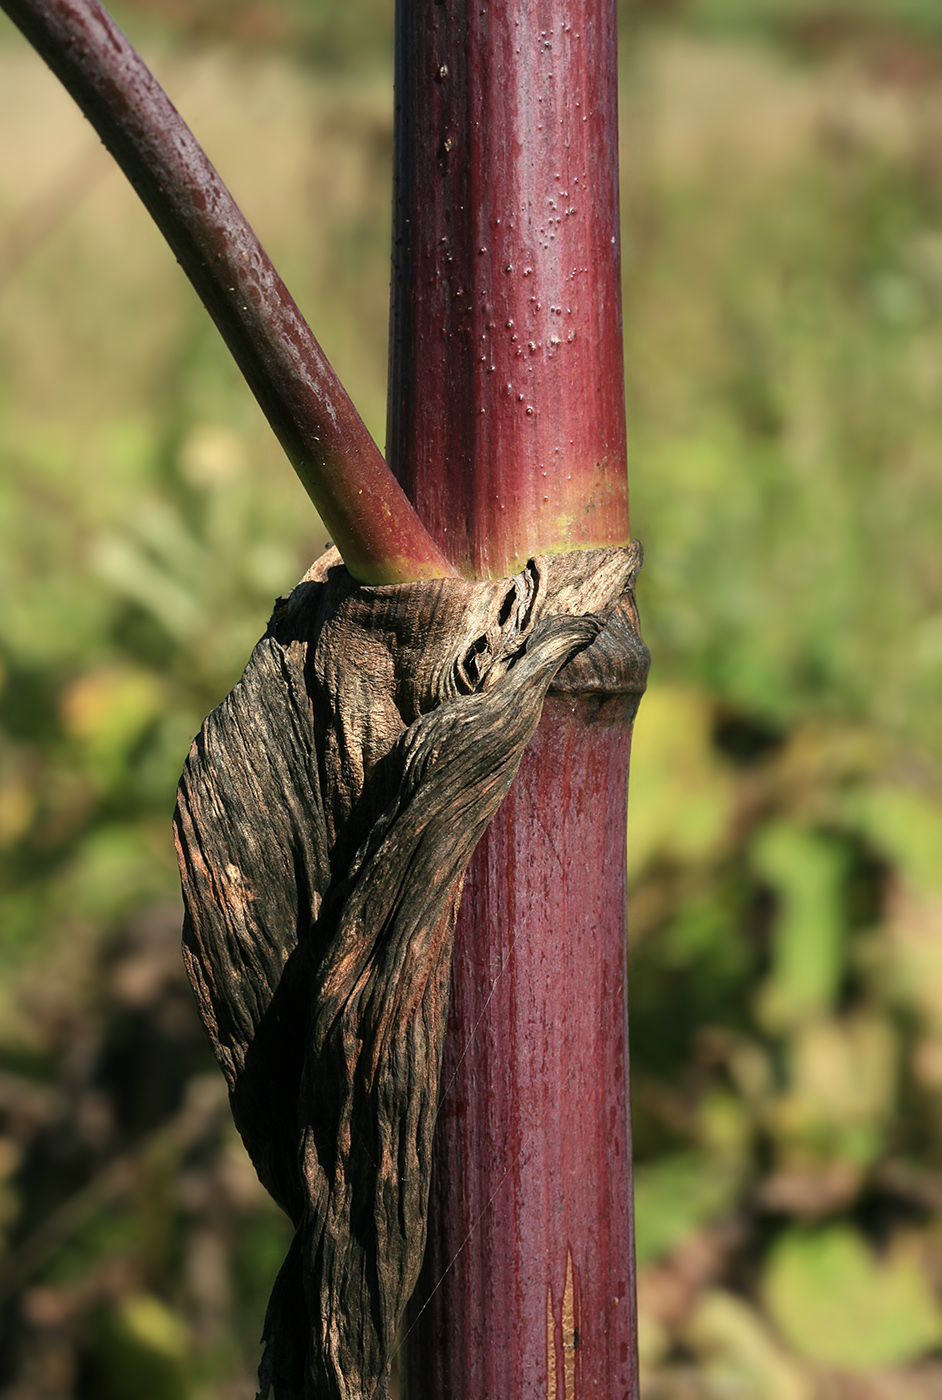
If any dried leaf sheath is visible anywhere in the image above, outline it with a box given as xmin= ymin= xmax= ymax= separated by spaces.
xmin=173 ymin=544 xmax=647 ymax=1400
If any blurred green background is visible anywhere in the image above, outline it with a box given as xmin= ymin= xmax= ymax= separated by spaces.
xmin=1 ymin=0 xmax=942 ymax=1396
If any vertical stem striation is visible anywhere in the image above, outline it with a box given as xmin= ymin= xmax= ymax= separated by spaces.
xmin=388 ymin=0 xmax=630 ymax=579
xmin=404 ymin=699 xmax=639 ymax=1398
xmin=389 ymin=2 xmax=640 ymax=1395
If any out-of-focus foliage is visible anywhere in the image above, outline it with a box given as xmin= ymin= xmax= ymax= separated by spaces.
xmin=0 ymin=10 xmax=389 ymax=1394
xmin=622 ymin=17 xmax=942 ymax=1398
xmin=0 ymin=0 xmax=941 ymax=1397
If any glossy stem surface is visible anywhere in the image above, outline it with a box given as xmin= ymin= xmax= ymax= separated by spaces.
xmin=390 ymin=0 xmax=638 ymax=1391
xmin=387 ymin=0 xmax=630 ymax=578
xmin=2 ymin=0 xmax=455 ymax=583
xmin=405 ymin=698 xmax=639 ymax=1399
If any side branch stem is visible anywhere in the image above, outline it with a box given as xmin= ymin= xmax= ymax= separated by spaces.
xmin=1 ymin=0 xmax=456 ymax=584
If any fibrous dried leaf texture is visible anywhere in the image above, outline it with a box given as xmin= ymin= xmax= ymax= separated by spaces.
xmin=174 ymin=543 xmax=648 ymax=1400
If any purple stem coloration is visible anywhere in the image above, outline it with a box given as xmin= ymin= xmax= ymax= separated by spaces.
xmin=391 ymin=1 xmax=640 ymax=1393
xmin=1 ymin=0 xmax=456 ymax=583
xmin=388 ymin=0 xmax=631 ymax=578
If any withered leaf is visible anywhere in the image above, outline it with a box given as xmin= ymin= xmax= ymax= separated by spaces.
xmin=174 ymin=544 xmax=647 ymax=1399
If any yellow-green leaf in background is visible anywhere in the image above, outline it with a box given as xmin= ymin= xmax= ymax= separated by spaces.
xmin=627 ymin=685 xmax=736 ymax=876
xmin=763 ymin=1225 xmax=942 ymax=1372
xmin=751 ymin=823 xmax=848 ymax=1033
xmin=634 ymin=1152 xmax=741 ymax=1266
xmin=847 ymin=785 xmax=942 ymax=901
xmin=697 ymin=1088 xmax=752 ymax=1164
xmin=66 ymin=824 xmax=173 ymax=923
xmin=765 ymin=1013 xmax=897 ymax=1172
xmin=83 ymin=1293 xmax=195 ymax=1400
xmin=60 ymin=665 xmax=164 ymax=757
xmin=884 ymin=882 xmax=942 ymax=1038
xmin=684 ymin=1290 xmax=811 ymax=1400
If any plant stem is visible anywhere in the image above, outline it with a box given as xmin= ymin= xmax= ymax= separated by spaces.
xmin=387 ymin=0 xmax=630 ymax=578
xmin=2 ymin=0 xmax=455 ymax=584
xmin=389 ymin=1 xmax=640 ymax=1395
xmin=404 ymin=698 xmax=639 ymax=1397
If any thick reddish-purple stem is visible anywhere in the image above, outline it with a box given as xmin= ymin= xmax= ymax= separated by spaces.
xmin=387 ymin=0 xmax=630 ymax=577
xmin=406 ymin=699 xmax=639 ymax=1398
xmin=2 ymin=0 xmax=455 ymax=584
xmin=390 ymin=1 xmax=639 ymax=1395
